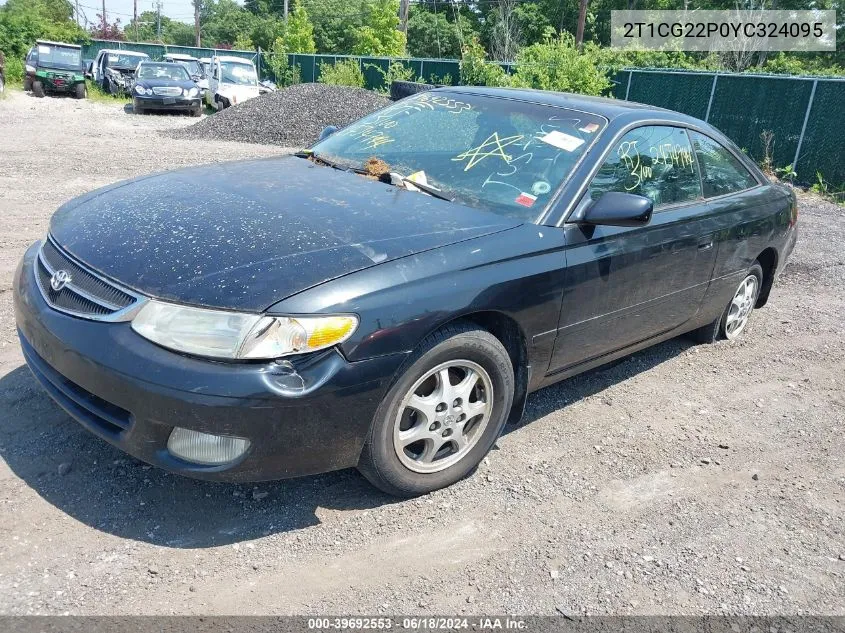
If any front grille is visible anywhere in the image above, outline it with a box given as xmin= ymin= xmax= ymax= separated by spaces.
xmin=35 ymin=237 xmax=145 ymax=321
xmin=152 ymin=86 xmax=182 ymax=97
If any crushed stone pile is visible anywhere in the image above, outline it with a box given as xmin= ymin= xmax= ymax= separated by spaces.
xmin=170 ymin=83 xmax=391 ymax=148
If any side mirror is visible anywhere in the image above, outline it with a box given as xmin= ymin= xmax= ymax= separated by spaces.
xmin=319 ymin=126 xmax=338 ymax=141
xmin=583 ymin=191 xmax=653 ymax=227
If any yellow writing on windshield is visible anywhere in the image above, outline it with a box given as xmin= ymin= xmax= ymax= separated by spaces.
xmin=452 ymin=133 xmax=525 ymax=172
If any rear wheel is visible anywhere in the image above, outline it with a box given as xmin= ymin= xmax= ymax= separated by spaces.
xmin=358 ymin=323 xmax=513 ymax=497
xmin=32 ymin=80 xmax=45 ymax=98
xmin=691 ymin=262 xmax=763 ymax=343
xmin=74 ymin=82 xmax=87 ymax=99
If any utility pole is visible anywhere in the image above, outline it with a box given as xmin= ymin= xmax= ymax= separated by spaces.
xmin=399 ymin=0 xmax=410 ymax=33
xmin=75 ymin=0 xmax=81 ymax=28
xmin=101 ymin=0 xmax=107 ymax=36
xmin=133 ymin=0 xmax=138 ymax=40
xmin=283 ymin=0 xmax=289 ymax=21
xmin=156 ymin=0 xmax=162 ymax=40
xmin=193 ymin=0 xmax=200 ymax=46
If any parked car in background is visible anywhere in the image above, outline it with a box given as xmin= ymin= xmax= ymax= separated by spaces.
xmin=206 ymin=55 xmax=259 ymax=110
xmin=164 ymin=53 xmax=209 ymax=98
xmin=23 ymin=41 xmax=86 ymax=99
xmin=199 ymin=57 xmax=212 ymax=78
xmin=92 ymin=49 xmax=149 ymax=95
xmin=132 ymin=61 xmax=202 ymax=116
xmin=14 ymin=89 xmax=797 ymax=497
xmin=0 ymin=51 xmax=5 ymax=94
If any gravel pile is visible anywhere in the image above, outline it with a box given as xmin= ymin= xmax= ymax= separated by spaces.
xmin=170 ymin=83 xmax=391 ymax=148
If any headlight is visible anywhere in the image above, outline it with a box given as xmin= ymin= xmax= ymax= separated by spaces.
xmin=186 ymin=87 xmax=199 ymax=97
xmin=131 ymin=300 xmax=358 ymax=360
xmin=145 ymin=88 xmax=153 ymax=95
xmin=134 ymin=85 xmax=146 ymax=95
xmin=26 ymin=64 xmax=36 ymax=73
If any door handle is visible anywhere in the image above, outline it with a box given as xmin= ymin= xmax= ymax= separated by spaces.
xmin=698 ymin=240 xmax=713 ymax=251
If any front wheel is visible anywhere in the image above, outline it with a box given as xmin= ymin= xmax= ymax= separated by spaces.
xmin=23 ymin=77 xmax=32 ymax=91
xmin=0 ymin=74 xmax=5 ymax=93
xmin=191 ymin=105 xmax=202 ymax=117
xmin=358 ymin=323 xmax=514 ymax=497
xmin=32 ymin=80 xmax=45 ymax=98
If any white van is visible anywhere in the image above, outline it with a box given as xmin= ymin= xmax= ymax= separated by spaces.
xmin=206 ymin=55 xmax=260 ymax=110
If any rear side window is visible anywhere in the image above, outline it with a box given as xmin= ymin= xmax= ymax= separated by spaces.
xmin=588 ymin=125 xmax=701 ymax=208
xmin=690 ymin=132 xmax=758 ymax=198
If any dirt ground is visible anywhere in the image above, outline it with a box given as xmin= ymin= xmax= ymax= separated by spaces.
xmin=0 ymin=89 xmax=842 ymax=616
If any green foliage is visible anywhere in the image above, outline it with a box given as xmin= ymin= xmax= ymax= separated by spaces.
xmin=125 ymin=11 xmax=195 ymax=46
xmin=429 ymin=72 xmax=453 ymax=86
xmin=762 ymin=52 xmax=843 ymax=77
xmin=4 ymin=56 xmax=24 ymax=84
xmin=233 ymin=33 xmax=255 ymax=50
xmin=0 ymin=0 xmax=87 ymax=60
xmin=511 ymin=34 xmax=611 ymax=95
xmin=459 ymin=37 xmax=510 ymax=87
xmin=775 ymin=164 xmax=798 ymax=183
xmin=265 ymin=36 xmax=303 ymax=87
xmin=365 ymin=60 xmax=417 ymax=92
xmin=318 ymin=58 xmax=364 ymax=87
xmin=283 ymin=5 xmax=316 ymax=54
xmin=85 ymin=79 xmax=130 ymax=103
xmin=352 ymin=0 xmax=405 ymax=56
xmin=406 ymin=9 xmax=461 ymax=59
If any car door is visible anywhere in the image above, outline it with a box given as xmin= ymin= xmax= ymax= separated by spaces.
xmin=549 ymin=124 xmax=717 ymax=373
xmin=207 ymin=58 xmax=219 ymax=107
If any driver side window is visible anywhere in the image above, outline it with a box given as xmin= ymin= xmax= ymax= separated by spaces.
xmin=589 ymin=125 xmax=702 ymax=209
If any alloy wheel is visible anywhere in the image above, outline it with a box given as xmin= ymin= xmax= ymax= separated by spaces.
xmin=393 ymin=360 xmax=493 ymax=474
xmin=725 ymin=274 xmax=759 ymax=340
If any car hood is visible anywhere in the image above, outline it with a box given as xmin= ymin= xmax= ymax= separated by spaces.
xmin=218 ymin=83 xmax=259 ymax=103
xmin=49 ymin=156 xmax=521 ymax=312
xmin=136 ymin=78 xmax=195 ymax=89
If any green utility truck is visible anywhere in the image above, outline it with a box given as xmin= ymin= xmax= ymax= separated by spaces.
xmin=24 ymin=41 xmax=86 ymax=99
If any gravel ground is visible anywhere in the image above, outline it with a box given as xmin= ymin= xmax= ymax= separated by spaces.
xmin=170 ymin=83 xmax=392 ymax=147
xmin=0 ymin=89 xmax=843 ymax=616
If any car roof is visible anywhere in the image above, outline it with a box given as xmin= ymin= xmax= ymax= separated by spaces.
xmin=436 ymin=86 xmax=700 ymax=126
xmin=35 ymin=40 xmax=81 ymax=49
xmin=214 ymin=55 xmax=255 ymax=64
xmin=165 ymin=53 xmax=198 ymax=61
xmin=98 ymin=49 xmax=149 ymax=57
xmin=139 ymin=61 xmax=186 ymax=68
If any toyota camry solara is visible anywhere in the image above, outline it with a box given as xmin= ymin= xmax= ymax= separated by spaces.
xmin=13 ymin=88 xmax=797 ymax=497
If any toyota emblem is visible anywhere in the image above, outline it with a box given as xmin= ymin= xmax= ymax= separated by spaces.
xmin=50 ymin=269 xmax=72 ymax=292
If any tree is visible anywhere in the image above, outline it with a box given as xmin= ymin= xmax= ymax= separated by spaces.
xmin=302 ymin=0 xmax=364 ymax=54
xmin=89 ymin=15 xmax=124 ymax=40
xmin=352 ymin=0 xmax=405 ymax=56
xmin=283 ymin=5 xmax=316 ymax=53
xmin=0 ymin=0 xmax=86 ymax=59
xmin=407 ymin=8 xmax=461 ymax=58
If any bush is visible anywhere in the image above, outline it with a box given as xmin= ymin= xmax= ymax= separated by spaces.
xmin=459 ymin=38 xmax=510 ymax=87
xmin=3 ymin=56 xmax=24 ymax=84
xmin=318 ymin=59 xmax=365 ymax=87
xmin=511 ymin=34 xmax=611 ymax=96
xmin=366 ymin=60 xmax=416 ymax=93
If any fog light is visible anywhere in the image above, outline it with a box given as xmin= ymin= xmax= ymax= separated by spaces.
xmin=167 ymin=427 xmax=250 ymax=465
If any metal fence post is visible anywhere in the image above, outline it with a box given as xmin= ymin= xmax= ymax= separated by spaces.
xmin=624 ymin=70 xmax=632 ymax=101
xmin=793 ymin=79 xmax=818 ymax=173
xmin=704 ymin=73 xmax=718 ymax=123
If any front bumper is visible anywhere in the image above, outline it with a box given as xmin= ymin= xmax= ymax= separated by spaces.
xmin=133 ymin=95 xmax=201 ymax=111
xmin=13 ymin=242 xmax=407 ymax=482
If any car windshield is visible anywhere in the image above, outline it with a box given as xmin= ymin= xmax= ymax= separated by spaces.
xmin=220 ymin=61 xmax=257 ymax=85
xmin=36 ymin=44 xmax=81 ymax=70
xmin=106 ymin=53 xmax=147 ymax=69
xmin=175 ymin=60 xmax=203 ymax=77
xmin=310 ymin=92 xmax=607 ymax=220
xmin=138 ymin=63 xmax=190 ymax=81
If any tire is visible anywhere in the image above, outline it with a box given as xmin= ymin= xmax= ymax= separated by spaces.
xmin=133 ymin=100 xmax=145 ymax=115
xmin=191 ymin=105 xmax=202 ymax=117
xmin=0 ymin=74 xmax=5 ymax=94
xmin=690 ymin=262 xmax=763 ymax=343
xmin=32 ymin=80 xmax=45 ymax=98
xmin=390 ymin=80 xmax=436 ymax=101
xmin=23 ymin=77 xmax=32 ymax=92
xmin=74 ymin=82 xmax=86 ymax=99
xmin=358 ymin=322 xmax=514 ymax=497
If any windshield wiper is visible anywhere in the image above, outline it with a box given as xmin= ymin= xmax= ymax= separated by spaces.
xmin=295 ymin=150 xmax=357 ymax=173
xmin=389 ymin=172 xmax=454 ymax=202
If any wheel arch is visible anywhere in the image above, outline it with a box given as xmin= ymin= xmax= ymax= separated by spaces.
xmin=754 ymin=247 xmax=779 ymax=308
xmin=417 ymin=310 xmax=530 ymax=427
